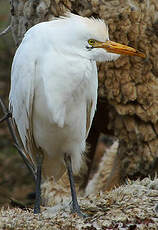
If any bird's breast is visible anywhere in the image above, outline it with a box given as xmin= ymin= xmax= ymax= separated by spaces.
xmin=32 ymin=59 xmax=98 ymax=178
xmin=33 ymin=58 xmax=97 ymax=149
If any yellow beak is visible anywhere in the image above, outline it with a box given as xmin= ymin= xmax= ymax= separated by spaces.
xmin=94 ymin=40 xmax=145 ymax=58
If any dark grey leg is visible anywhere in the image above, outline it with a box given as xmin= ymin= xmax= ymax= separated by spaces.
xmin=64 ymin=153 xmax=86 ymax=217
xmin=34 ymin=155 xmax=43 ymax=214
xmin=155 ymin=204 xmax=158 ymax=213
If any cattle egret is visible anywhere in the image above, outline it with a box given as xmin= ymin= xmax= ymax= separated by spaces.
xmin=9 ymin=13 xmax=145 ymax=216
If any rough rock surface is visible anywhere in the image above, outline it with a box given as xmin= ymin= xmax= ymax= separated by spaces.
xmin=10 ymin=0 xmax=158 ymax=187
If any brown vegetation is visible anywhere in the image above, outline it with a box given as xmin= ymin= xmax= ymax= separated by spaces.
xmin=1 ymin=177 xmax=158 ymax=229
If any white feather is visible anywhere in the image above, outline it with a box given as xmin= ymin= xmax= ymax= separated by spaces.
xmin=9 ymin=13 xmax=119 ymax=181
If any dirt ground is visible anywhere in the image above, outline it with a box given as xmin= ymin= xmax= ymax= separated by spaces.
xmin=1 ymin=177 xmax=158 ymax=230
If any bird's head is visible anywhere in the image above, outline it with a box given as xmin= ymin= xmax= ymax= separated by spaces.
xmin=57 ymin=13 xmax=145 ymax=62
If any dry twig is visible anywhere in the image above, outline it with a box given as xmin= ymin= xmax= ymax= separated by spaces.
xmin=0 ymin=25 xmax=11 ymax=36
xmin=0 ymin=97 xmax=36 ymax=180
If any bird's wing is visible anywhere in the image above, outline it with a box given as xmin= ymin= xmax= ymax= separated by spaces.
xmin=9 ymin=41 xmax=37 ymax=168
xmin=85 ymin=64 xmax=98 ymax=139
xmin=86 ymin=100 xmax=93 ymax=137
xmin=86 ymin=96 xmax=98 ymax=139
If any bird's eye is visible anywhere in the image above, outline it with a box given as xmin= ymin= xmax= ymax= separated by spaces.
xmin=88 ymin=39 xmax=96 ymax=46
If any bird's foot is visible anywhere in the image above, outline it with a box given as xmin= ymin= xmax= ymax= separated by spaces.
xmin=71 ymin=208 xmax=87 ymax=218
xmin=70 ymin=202 xmax=88 ymax=218
xmin=34 ymin=206 xmax=40 ymax=214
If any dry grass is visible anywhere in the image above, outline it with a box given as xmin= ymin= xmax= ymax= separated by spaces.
xmin=1 ymin=177 xmax=158 ymax=229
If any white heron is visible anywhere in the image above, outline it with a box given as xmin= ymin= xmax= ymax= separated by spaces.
xmin=9 ymin=13 xmax=145 ymax=216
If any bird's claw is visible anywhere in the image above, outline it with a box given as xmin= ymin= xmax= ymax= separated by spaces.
xmin=71 ymin=206 xmax=88 ymax=218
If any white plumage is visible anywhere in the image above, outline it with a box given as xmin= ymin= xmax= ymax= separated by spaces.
xmin=9 ymin=13 xmax=144 ymax=194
